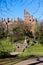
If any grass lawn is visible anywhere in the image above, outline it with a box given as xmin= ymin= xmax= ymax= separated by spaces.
xmin=0 ymin=37 xmax=14 ymax=52
xmin=19 ymin=43 xmax=43 ymax=58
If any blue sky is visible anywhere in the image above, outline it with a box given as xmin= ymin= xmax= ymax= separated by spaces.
xmin=0 ymin=0 xmax=43 ymax=20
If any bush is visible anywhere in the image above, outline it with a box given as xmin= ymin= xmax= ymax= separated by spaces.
xmin=13 ymin=35 xmax=24 ymax=42
xmin=0 ymin=51 xmax=10 ymax=58
xmin=39 ymin=36 xmax=43 ymax=45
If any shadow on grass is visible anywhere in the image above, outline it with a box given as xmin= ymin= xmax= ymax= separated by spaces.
xmin=0 ymin=51 xmax=18 ymax=59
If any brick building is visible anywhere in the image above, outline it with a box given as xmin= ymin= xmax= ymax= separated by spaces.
xmin=24 ymin=10 xmax=36 ymax=34
xmin=0 ymin=10 xmax=36 ymax=34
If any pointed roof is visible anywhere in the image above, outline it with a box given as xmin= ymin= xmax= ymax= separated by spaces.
xmin=24 ymin=9 xmax=30 ymax=16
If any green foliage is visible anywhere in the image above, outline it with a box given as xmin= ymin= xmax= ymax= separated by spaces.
xmin=0 ymin=38 xmax=14 ymax=52
xmin=35 ymin=22 xmax=43 ymax=44
xmin=0 ymin=37 xmax=15 ymax=58
xmin=0 ymin=26 xmax=7 ymax=39
xmin=12 ymin=22 xmax=25 ymax=41
xmin=0 ymin=51 xmax=10 ymax=58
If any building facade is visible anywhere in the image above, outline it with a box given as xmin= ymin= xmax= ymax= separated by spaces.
xmin=0 ymin=10 xmax=36 ymax=34
xmin=24 ymin=10 xmax=36 ymax=34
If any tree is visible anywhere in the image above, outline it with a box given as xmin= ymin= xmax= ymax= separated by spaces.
xmin=35 ymin=21 xmax=43 ymax=44
xmin=12 ymin=21 xmax=24 ymax=41
xmin=24 ymin=23 xmax=33 ymax=38
xmin=0 ymin=22 xmax=6 ymax=39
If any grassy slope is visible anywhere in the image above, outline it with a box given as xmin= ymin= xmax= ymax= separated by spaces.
xmin=19 ymin=44 xmax=43 ymax=57
xmin=0 ymin=37 xmax=14 ymax=52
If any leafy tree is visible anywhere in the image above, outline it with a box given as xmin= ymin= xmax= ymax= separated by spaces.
xmin=24 ymin=23 xmax=33 ymax=38
xmin=35 ymin=21 xmax=43 ymax=44
xmin=12 ymin=21 xmax=24 ymax=41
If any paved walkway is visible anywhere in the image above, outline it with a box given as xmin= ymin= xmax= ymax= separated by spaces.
xmin=15 ymin=43 xmax=27 ymax=52
xmin=14 ymin=57 xmax=43 ymax=65
xmin=10 ymin=52 xmax=21 ymax=55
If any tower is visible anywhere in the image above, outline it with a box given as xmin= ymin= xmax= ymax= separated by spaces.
xmin=24 ymin=10 xmax=30 ymax=23
xmin=24 ymin=10 xmax=36 ymax=34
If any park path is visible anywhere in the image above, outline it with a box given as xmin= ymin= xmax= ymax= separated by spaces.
xmin=10 ymin=41 xmax=28 ymax=55
xmin=14 ymin=58 xmax=37 ymax=65
xmin=10 ymin=43 xmax=27 ymax=55
xmin=14 ymin=57 xmax=43 ymax=65
xmin=15 ymin=43 xmax=27 ymax=52
xmin=10 ymin=41 xmax=33 ymax=55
